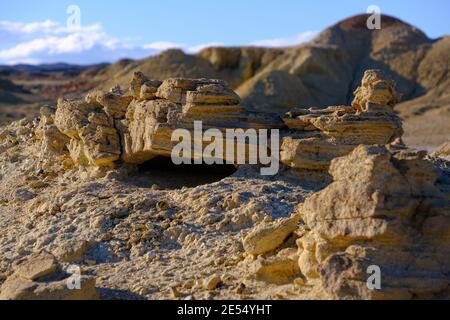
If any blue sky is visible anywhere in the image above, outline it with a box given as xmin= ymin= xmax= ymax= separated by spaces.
xmin=1 ymin=0 xmax=449 ymax=65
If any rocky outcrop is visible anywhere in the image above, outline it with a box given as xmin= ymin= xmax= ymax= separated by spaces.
xmin=251 ymin=248 xmax=301 ymax=284
xmin=118 ymin=74 xmax=282 ymax=164
xmin=52 ymin=69 xmax=402 ymax=174
xmin=242 ymin=215 xmax=300 ymax=255
xmin=0 ymin=251 xmax=98 ymax=300
xmin=86 ymin=86 xmax=134 ymax=119
xmin=53 ymin=72 xmax=283 ymax=168
xmin=351 ymin=69 xmax=400 ymax=112
xmin=295 ymin=145 xmax=450 ymax=299
xmin=280 ymin=70 xmax=403 ymax=171
xmin=54 ymin=98 xmax=121 ymax=167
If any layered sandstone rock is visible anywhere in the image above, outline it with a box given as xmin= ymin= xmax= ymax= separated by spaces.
xmin=295 ymin=145 xmax=450 ymax=299
xmin=51 ymin=69 xmax=403 ymax=174
xmin=280 ymin=70 xmax=403 ymax=171
xmin=54 ymin=72 xmax=283 ymax=167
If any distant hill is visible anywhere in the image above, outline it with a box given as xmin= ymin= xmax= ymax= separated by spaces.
xmin=0 ymin=62 xmax=109 ymax=74
xmin=0 ymin=78 xmax=29 ymax=104
xmin=0 ymin=62 xmax=110 ymax=105
xmin=90 ymin=15 xmax=447 ymax=109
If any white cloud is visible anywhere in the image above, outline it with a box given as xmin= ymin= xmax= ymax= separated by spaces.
xmin=143 ymin=41 xmax=185 ymax=51
xmin=0 ymin=19 xmax=318 ymax=65
xmin=0 ymin=20 xmax=60 ymax=34
xmin=250 ymin=31 xmax=317 ymax=47
xmin=0 ymin=20 xmax=155 ymax=65
xmin=0 ymin=31 xmax=105 ymax=61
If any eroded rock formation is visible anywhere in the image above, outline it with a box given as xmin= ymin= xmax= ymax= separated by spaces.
xmin=54 ymin=98 xmax=122 ymax=167
xmin=296 ymin=145 xmax=450 ymax=299
xmin=280 ymin=70 xmax=403 ymax=171
xmin=53 ymin=72 xmax=283 ymax=168
xmin=49 ymin=69 xmax=403 ymax=177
